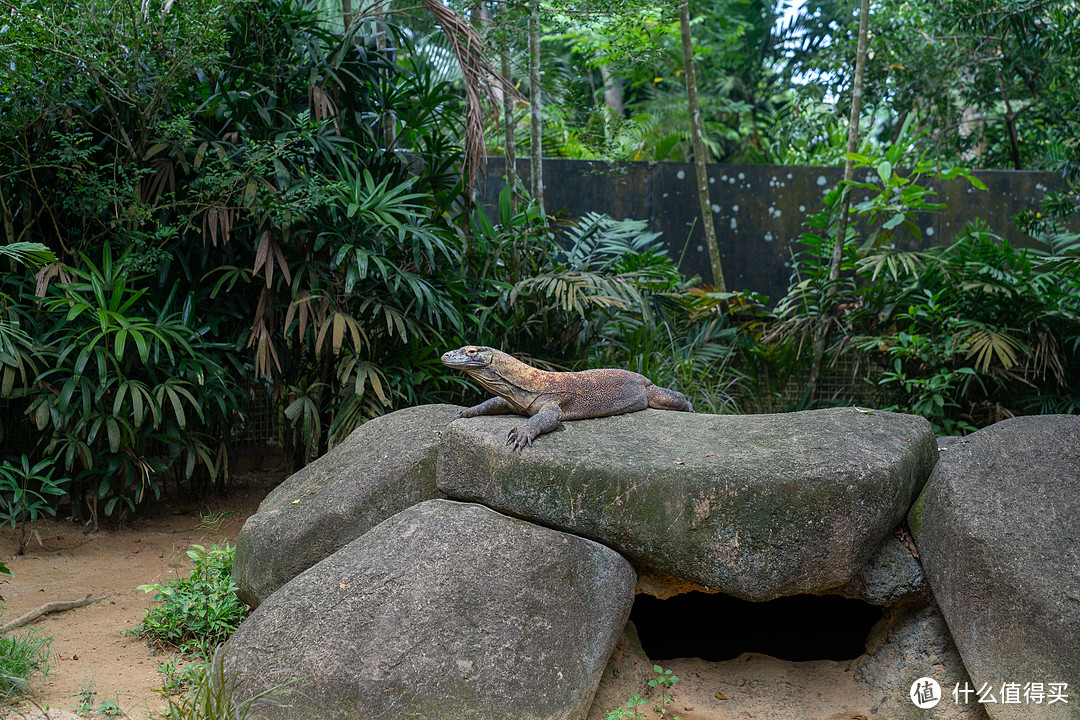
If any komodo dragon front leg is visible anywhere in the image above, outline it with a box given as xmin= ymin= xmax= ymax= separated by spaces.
xmin=453 ymin=396 xmax=561 ymax=450
xmin=505 ymin=403 xmax=561 ymax=451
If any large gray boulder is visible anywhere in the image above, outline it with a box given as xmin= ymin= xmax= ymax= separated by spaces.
xmin=855 ymin=602 xmax=990 ymax=720
xmin=220 ymin=499 xmax=636 ymax=720
xmin=233 ymin=404 xmax=458 ymax=607
xmin=438 ymin=407 xmax=936 ymax=601
xmin=909 ymin=415 xmax=1080 ymax=720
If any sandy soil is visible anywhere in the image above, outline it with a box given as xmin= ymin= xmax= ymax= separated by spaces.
xmin=0 ymin=471 xmax=282 ymax=720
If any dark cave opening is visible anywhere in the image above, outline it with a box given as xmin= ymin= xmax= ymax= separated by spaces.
xmin=630 ymin=591 xmax=883 ymax=663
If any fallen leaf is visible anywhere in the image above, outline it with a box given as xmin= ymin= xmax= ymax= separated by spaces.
xmin=715 ymin=691 xmax=728 ymax=700
xmin=893 ymin=526 xmax=920 ymax=559
xmin=674 ymin=460 xmax=685 ymax=465
xmin=292 ymin=499 xmax=301 ymax=504
xmin=339 ymin=583 xmax=346 ymax=590
xmin=705 ymin=453 xmax=715 ymax=457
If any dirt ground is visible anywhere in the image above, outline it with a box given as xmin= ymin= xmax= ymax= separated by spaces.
xmin=0 ymin=471 xmax=283 ymax=720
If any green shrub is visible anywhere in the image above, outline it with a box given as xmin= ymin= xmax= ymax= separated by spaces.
xmin=133 ymin=543 xmax=248 ymax=656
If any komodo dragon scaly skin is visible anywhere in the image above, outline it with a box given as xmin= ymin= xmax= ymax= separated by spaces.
xmin=441 ymin=345 xmax=694 ymax=450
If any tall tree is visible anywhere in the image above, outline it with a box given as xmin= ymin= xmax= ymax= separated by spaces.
xmin=807 ymin=0 xmax=870 ymax=401
xmin=679 ymin=0 xmax=725 ymax=291
xmin=529 ymin=6 xmax=545 ymax=214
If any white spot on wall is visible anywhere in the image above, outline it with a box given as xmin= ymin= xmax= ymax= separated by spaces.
xmin=711 ymin=204 xmax=720 ymax=213
xmin=738 ymin=172 xmax=746 ymax=180
xmin=721 ymin=174 xmax=729 ymax=182
xmin=729 ymin=177 xmax=737 ymax=184
xmin=799 ymin=205 xmax=806 ymax=212
xmin=926 ymin=227 xmax=935 ymax=237
xmin=732 ymin=204 xmax=740 ymax=213
xmin=764 ymin=231 xmax=774 ymax=242
xmin=786 ymin=173 xmax=793 ymax=180
xmin=697 ymin=245 xmax=704 ymax=252
xmin=662 ymin=193 xmax=669 ymax=198
xmin=816 ymin=175 xmax=828 ymax=186
xmin=676 ymin=170 xmax=686 ymax=180
xmin=709 ymin=176 xmax=716 ymax=184
xmin=730 ymin=217 xmax=738 ymax=230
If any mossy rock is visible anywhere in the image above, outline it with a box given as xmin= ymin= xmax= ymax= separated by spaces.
xmin=438 ymin=407 xmax=937 ymax=601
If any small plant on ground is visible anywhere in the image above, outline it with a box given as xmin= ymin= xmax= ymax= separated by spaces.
xmin=606 ymin=665 xmax=682 ymax=720
xmin=0 ymin=455 xmax=68 ymax=554
xmin=647 ymin=664 xmax=681 ymax=718
xmin=132 ymin=543 xmax=248 ymax=656
xmin=605 ymin=693 xmax=649 ymax=719
xmin=70 ymin=680 xmax=123 ymax=717
xmin=73 ymin=683 xmax=96 ymax=715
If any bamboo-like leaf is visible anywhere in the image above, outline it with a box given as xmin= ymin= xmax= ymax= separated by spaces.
xmin=959 ymin=324 xmax=1029 ymax=373
xmin=253 ymin=231 xmax=271 ymax=285
xmin=271 ymin=235 xmax=292 ymax=287
xmin=106 ymin=418 xmax=120 ymax=453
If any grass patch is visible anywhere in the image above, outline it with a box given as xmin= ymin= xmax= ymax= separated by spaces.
xmin=158 ymin=656 xmax=299 ymax=720
xmin=0 ymin=629 xmax=53 ymax=702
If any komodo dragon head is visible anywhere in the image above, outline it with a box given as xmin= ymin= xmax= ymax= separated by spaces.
xmin=440 ymin=345 xmax=521 ymax=399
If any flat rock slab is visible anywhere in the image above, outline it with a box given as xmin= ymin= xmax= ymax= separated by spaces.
xmin=220 ymin=499 xmax=636 ymax=720
xmin=232 ymin=404 xmax=458 ymax=607
xmin=437 ymin=407 xmax=936 ymax=601
xmin=910 ymin=415 xmax=1080 ymax=720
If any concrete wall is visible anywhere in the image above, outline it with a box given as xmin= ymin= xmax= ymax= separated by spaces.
xmin=477 ymin=157 xmax=1069 ymax=302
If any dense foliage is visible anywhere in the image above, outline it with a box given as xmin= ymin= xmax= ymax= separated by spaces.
xmin=1 ymin=0 xmax=1079 ymax=526
xmin=771 ymin=133 xmax=1080 ymax=432
xmin=482 ymin=0 xmax=1080 ymax=172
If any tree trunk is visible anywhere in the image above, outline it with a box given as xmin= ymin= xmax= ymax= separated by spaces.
xmin=807 ymin=0 xmax=870 ymax=403
xmin=528 ymin=8 xmax=544 ymax=215
xmin=502 ymin=50 xmax=517 ymax=215
xmin=598 ymin=63 xmax=624 ymax=117
xmin=679 ymin=0 xmax=725 ymax=291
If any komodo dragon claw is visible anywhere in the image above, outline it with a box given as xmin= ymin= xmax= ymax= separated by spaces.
xmin=506 ymin=428 xmax=533 ymax=451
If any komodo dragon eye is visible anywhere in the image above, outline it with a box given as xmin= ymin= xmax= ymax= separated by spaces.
xmin=465 ymin=347 xmax=478 ymax=356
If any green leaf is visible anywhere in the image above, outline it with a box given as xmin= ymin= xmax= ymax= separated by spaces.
xmin=876 ymin=160 xmax=893 ymax=182
xmin=882 ymin=213 xmax=906 ymax=231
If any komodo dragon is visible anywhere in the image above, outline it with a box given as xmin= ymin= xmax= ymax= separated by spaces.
xmin=441 ymin=345 xmax=694 ymax=450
